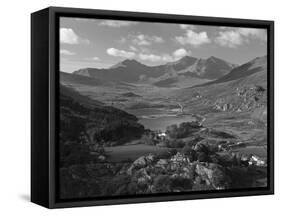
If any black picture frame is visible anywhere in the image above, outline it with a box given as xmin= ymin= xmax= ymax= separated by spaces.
xmin=31 ymin=6 xmax=274 ymax=209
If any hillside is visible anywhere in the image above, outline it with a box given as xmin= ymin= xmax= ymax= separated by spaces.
xmin=171 ymin=55 xmax=267 ymax=127
xmin=60 ymin=71 xmax=104 ymax=87
xmin=60 ymin=85 xmax=145 ymax=148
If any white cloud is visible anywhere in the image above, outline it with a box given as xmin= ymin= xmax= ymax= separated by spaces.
xmin=60 ymin=28 xmax=90 ymax=44
xmin=179 ymin=24 xmax=196 ymax=30
xmin=106 ymin=48 xmax=135 ymax=58
xmin=215 ymin=31 xmax=243 ymax=48
xmin=173 ymin=48 xmax=191 ymax=59
xmin=99 ymin=20 xmax=138 ymax=27
xmin=138 ymin=48 xmax=191 ymax=63
xmin=92 ymin=57 xmax=100 ymax=61
xmin=151 ymin=36 xmax=165 ymax=43
xmin=60 ymin=49 xmax=75 ymax=55
xmin=129 ymin=46 xmax=137 ymax=51
xmin=139 ymin=47 xmax=150 ymax=53
xmin=60 ymin=28 xmax=79 ymax=44
xmin=139 ymin=53 xmax=162 ymax=62
xmin=215 ymin=27 xmax=266 ymax=48
xmin=237 ymin=28 xmax=267 ymax=41
xmin=132 ymin=34 xmax=151 ymax=46
xmin=131 ymin=34 xmax=164 ymax=46
xmin=119 ymin=37 xmax=127 ymax=43
xmin=175 ymin=30 xmax=211 ymax=46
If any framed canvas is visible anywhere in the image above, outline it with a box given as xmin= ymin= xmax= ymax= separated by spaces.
xmin=31 ymin=6 xmax=274 ymax=208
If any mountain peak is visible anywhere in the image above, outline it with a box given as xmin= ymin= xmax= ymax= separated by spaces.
xmin=179 ymin=55 xmax=197 ymax=61
xmin=171 ymin=55 xmax=197 ymax=66
xmin=252 ymin=55 xmax=267 ymax=63
xmin=110 ymin=59 xmax=145 ymax=69
xmin=207 ymin=56 xmax=224 ymax=62
xmin=73 ymin=54 xmax=237 ymax=83
xmin=194 ymin=55 xmax=267 ymax=88
xmin=208 ymin=56 xmax=217 ymax=60
xmin=206 ymin=56 xmax=238 ymax=68
xmin=247 ymin=55 xmax=267 ymax=69
xmin=122 ymin=58 xmax=140 ymax=64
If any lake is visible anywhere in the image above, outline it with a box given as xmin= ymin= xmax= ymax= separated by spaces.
xmin=105 ymin=144 xmax=170 ymax=162
xmin=127 ymin=108 xmax=195 ymax=132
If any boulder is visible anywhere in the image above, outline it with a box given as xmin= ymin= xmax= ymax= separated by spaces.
xmin=127 ymin=154 xmax=156 ymax=175
xmin=135 ymin=168 xmax=152 ymax=185
xmin=171 ymin=165 xmax=194 ymax=180
xmin=171 ymin=152 xmax=190 ymax=163
xmin=197 ymin=152 xmax=210 ymax=162
xmin=152 ymin=175 xmax=172 ymax=193
xmin=195 ymin=163 xmax=228 ymax=189
xmin=156 ymin=159 xmax=169 ymax=169
xmin=98 ymin=155 xmax=106 ymax=161
xmin=248 ymin=155 xmax=266 ymax=166
xmin=193 ymin=142 xmax=210 ymax=153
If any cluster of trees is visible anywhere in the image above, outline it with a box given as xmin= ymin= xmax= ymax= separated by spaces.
xmin=140 ymin=122 xmax=203 ymax=149
xmin=91 ymin=120 xmax=144 ymax=144
xmin=166 ymin=122 xmax=202 ymax=139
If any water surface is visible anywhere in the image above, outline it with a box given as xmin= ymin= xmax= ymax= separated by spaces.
xmin=127 ymin=108 xmax=195 ymax=131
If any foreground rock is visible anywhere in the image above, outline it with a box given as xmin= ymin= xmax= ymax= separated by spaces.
xmin=60 ymin=147 xmax=267 ymax=198
xmin=194 ymin=163 xmax=228 ymax=189
xmin=123 ymin=153 xmax=230 ymax=194
xmin=127 ymin=154 xmax=156 ymax=175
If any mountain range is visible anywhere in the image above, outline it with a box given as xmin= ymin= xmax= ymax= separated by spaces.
xmin=73 ymin=55 xmax=237 ymax=83
xmin=61 ymin=55 xmax=267 ymax=93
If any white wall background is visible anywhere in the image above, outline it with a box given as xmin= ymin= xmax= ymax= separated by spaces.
xmin=0 ymin=0 xmax=279 ymax=214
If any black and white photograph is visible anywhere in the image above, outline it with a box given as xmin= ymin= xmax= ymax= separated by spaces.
xmin=0 ymin=0 xmax=280 ymax=214
xmin=59 ymin=16 xmax=269 ymax=200
xmin=0 ymin=0 xmax=279 ymax=213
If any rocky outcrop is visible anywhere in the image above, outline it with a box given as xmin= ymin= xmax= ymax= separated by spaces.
xmin=214 ymin=103 xmax=232 ymax=112
xmin=213 ymin=85 xmax=266 ymax=113
xmin=123 ymin=152 xmax=231 ymax=194
xmin=195 ymin=163 xmax=228 ymax=189
xmin=60 ymin=141 xmax=267 ymax=198
xmin=127 ymin=154 xmax=156 ymax=175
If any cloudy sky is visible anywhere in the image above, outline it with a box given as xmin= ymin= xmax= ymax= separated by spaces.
xmin=60 ymin=17 xmax=267 ymax=73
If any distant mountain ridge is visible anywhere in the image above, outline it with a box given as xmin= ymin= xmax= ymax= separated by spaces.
xmin=73 ymin=55 xmax=237 ymax=83
xmin=193 ymin=56 xmax=267 ymax=88
xmin=61 ymin=71 xmax=104 ymax=87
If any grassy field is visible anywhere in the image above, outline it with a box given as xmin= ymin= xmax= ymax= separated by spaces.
xmin=232 ymin=146 xmax=267 ymax=158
